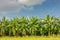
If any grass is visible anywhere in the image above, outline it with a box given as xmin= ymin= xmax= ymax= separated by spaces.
xmin=0 ymin=36 xmax=60 ymax=40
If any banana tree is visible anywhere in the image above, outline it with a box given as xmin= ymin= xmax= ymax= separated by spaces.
xmin=37 ymin=18 xmax=43 ymax=36
xmin=44 ymin=15 xmax=54 ymax=36
xmin=0 ymin=20 xmax=2 ymax=36
xmin=13 ymin=16 xmax=21 ymax=36
xmin=1 ymin=16 xmax=7 ymax=36
xmin=27 ymin=16 xmax=38 ymax=36
xmin=7 ymin=19 xmax=15 ymax=36
xmin=18 ymin=16 xmax=28 ymax=36
xmin=52 ymin=18 xmax=60 ymax=35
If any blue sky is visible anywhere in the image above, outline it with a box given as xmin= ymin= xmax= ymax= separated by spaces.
xmin=0 ymin=0 xmax=60 ymax=19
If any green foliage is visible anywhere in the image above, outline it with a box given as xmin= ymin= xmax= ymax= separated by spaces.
xmin=0 ymin=15 xmax=60 ymax=37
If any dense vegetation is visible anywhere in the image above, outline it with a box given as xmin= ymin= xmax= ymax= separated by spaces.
xmin=0 ymin=15 xmax=60 ymax=37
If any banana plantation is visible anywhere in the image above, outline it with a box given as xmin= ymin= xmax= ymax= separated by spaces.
xmin=0 ymin=15 xmax=60 ymax=37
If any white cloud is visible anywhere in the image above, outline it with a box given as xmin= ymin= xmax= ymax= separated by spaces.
xmin=0 ymin=0 xmax=46 ymax=13
xmin=18 ymin=0 xmax=46 ymax=6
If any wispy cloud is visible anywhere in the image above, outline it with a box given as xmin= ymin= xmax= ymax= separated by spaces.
xmin=18 ymin=0 xmax=46 ymax=6
xmin=0 ymin=0 xmax=46 ymax=13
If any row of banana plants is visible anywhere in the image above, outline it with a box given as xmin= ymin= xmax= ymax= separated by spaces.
xmin=0 ymin=15 xmax=60 ymax=37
